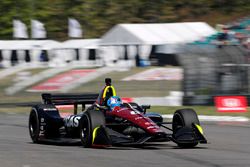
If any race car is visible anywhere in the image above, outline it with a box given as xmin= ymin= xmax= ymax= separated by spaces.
xmin=29 ymin=78 xmax=207 ymax=148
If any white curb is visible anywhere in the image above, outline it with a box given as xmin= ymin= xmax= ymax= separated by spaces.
xmin=162 ymin=114 xmax=249 ymax=122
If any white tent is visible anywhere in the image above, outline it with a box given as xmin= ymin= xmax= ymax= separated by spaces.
xmin=0 ymin=40 xmax=61 ymax=50
xmin=0 ymin=40 xmax=61 ymax=67
xmin=55 ymin=39 xmax=100 ymax=49
xmin=100 ymin=22 xmax=216 ymax=45
xmin=0 ymin=39 xmax=104 ymax=68
xmin=50 ymin=39 xmax=101 ymax=66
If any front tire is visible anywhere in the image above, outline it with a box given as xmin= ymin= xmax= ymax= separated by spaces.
xmin=79 ymin=110 xmax=105 ymax=148
xmin=172 ymin=108 xmax=200 ymax=148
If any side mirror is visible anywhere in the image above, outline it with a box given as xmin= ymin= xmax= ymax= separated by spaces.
xmin=95 ymin=103 xmax=108 ymax=110
xmin=141 ymin=105 xmax=151 ymax=113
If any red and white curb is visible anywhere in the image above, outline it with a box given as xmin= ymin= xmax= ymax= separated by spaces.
xmin=162 ymin=114 xmax=249 ymax=122
xmin=5 ymin=66 xmax=74 ymax=95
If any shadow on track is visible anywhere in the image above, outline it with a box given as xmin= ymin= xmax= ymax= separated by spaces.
xmin=28 ymin=140 xmax=208 ymax=150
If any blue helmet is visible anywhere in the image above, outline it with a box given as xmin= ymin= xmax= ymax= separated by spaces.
xmin=107 ymin=96 xmax=122 ymax=110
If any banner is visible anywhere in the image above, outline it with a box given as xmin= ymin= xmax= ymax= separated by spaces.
xmin=68 ymin=18 xmax=82 ymax=38
xmin=215 ymin=96 xmax=247 ymax=113
xmin=13 ymin=20 xmax=28 ymax=38
xmin=31 ymin=20 xmax=46 ymax=39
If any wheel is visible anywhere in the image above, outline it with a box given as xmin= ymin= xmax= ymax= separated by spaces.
xmin=172 ymin=108 xmax=200 ymax=133
xmin=29 ymin=108 xmax=40 ymax=143
xmin=29 ymin=104 xmax=61 ymax=142
xmin=172 ymin=108 xmax=200 ymax=148
xmin=79 ymin=110 xmax=105 ymax=148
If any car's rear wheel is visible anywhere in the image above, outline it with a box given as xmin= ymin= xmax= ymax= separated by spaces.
xmin=79 ymin=110 xmax=105 ymax=148
xmin=172 ymin=108 xmax=200 ymax=148
xmin=29 ymin=108 xmax=40 ymax=143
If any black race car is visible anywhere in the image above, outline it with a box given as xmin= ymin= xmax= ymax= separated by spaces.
xmin=29 ymin=78 xmax=207 ymax=148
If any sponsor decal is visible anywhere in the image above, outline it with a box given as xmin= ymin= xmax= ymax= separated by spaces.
xmin=215 ymin=96 xmax=248 ymax=113
xmin=43 ymin=108 xmax=57 ymax=111
xmin=146 ymin=125 xmax=158 ymax=130
xmin=29 ymin=69 xmax=95 ymax=91
xmin=145 ymin=122 xmax=152 ymax=125
xmin=122 ymin=68 xmax=183 ymax=81
xmin=130 ymin=110 xmax=140 ymax=115
xmin=65 ymin=115 xmax=81 ymax=128
xmin=117 ymin=108 xmax=129 ymax=112
xmin=135 ymin=117 xmax=143 ymax=121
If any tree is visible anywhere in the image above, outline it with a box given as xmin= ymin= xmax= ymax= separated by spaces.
xmin=0 ymin=0 xmax=249 ymax=40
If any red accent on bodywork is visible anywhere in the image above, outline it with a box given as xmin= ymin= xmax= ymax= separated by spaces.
xmin=108 ymin=107 xmax=164 ymax=134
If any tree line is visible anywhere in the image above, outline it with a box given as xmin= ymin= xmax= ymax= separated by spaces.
xmin=0 ymin=0 xmax=249 ymax=40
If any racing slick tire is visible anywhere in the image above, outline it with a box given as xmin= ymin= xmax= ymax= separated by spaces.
xmin=79 ymin=110 xmax=105 ymax=148
xmin=172 ymin=108 xmax=200 ymax=148
xmin=29 ymin=107 xmax=41 ymax=143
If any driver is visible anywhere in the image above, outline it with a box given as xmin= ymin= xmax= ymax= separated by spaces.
xmin=107 ymin=96 xmax=122 ymax=111
xmin=93 ymin=78 xmax=120 ymax=114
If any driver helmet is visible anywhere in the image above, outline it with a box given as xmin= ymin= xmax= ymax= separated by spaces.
xmin=107 ymin=96 xmax=122 ymax=110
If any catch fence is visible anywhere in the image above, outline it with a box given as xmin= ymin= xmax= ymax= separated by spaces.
xmin=177 ymin=44 xmax=250 ymax=105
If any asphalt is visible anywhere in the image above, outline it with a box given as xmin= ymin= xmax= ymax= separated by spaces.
xmin=0 ymin=113 xmax=250 ymax=167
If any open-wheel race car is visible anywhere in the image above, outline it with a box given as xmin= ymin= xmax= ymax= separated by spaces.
xmin=29 ymin=78 xmax=207 ymax=148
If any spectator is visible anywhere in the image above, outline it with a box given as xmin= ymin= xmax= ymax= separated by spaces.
xmin=25 ymin=50 xmax=31 ymax=62
xmin=0 ymin=50 xmax=3 ymax=68
xmin=39 ymin=50 xmax=49 ymax=62
xmin=11 ymin=50 xmax=18 ymax=66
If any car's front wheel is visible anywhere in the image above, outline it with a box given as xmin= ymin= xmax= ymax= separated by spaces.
xmin=79 ymin=110 xmax=106 ymax=148
xmin=172 ymin=108 xmax=200 ymax=148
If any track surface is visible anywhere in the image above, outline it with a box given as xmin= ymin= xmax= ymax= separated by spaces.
xmin=0 ymin=113 xmax=249 ymax=167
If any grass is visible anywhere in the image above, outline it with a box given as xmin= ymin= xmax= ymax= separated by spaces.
xmin=149 ymin=106 xmax=250 ymax=118
xmin=1 ymin=106 xmax=250 ymax=118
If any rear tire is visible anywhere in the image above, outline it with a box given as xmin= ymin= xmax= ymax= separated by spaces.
xmin=172 ymin=108 xmax=200 ymax=148
xmin=79 ymin=110 xmax=105 ymax=148
xmin=29 ymin=108 xmax=40 ymax=143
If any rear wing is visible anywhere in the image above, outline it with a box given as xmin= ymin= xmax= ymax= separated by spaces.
xmin=42 ymin=93 xmax=99 ymax=114
xmin=42 ymin=93 xmax=99 ymax=105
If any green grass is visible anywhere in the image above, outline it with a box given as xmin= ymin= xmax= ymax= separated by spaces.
xmin=149 ymin=106 xmax=250 ymax=118
xmin=1 ymin=106 xmax=250 ymax=118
